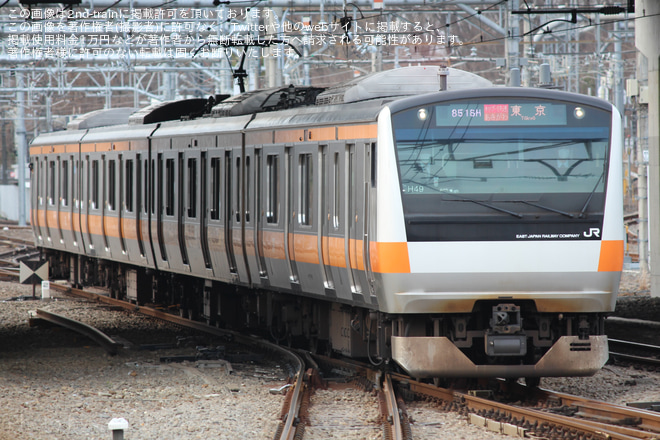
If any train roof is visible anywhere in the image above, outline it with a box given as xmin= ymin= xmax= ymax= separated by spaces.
xmin=315 ymin=66 xmax=492 ymax=105
xmin=67 ymin=107 xmax=139 ymax=130
xmin=386 ymin=86 xmax=615 ymax=114
xmin=36 ymin=66 xmax=493 ymax=138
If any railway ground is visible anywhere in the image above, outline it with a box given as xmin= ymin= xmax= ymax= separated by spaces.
xmin=1 ymin=225 xmax=660 ymax=438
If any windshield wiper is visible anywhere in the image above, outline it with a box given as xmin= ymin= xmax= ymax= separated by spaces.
xmin=510 ymin=200 xmax=575 ymax=218
xmin=446 ymin=195 xmax=523 ymax=218
xmin=579 ymin=171 xmax=605 ymax=218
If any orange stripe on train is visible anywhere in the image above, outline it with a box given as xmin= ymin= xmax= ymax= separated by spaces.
xmin=598 ymin=240 xmax=624 ymax=272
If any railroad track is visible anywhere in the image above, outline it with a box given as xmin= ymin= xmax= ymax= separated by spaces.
xmin=41 ymin=282 xmax=306 ymax=440
xmin=609 ymin=338 xmax=660 ymax=367
xmin=0 ymin=226 xmax=38 ymax=280
xmin=12 ymin=276 xmax=660 ymax=440
xmin=38 ymin=281 xmax=407 ymax=440
xmin=4 ymin=247 xmax=654 ymax=439
xmin=28 ymin=308 xmax=124 ymax=355
xmin=390 ymin=374 xmax=660 ymax=440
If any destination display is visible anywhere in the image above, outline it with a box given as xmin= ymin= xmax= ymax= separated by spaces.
xmin=435 ymin=102 xmax=568 ymax=127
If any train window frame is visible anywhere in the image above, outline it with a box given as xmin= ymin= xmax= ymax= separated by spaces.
xmin=74 ymin=159 xmax=79 ymax=209
xmin=38 ymin=160 xmax=43 ymax=206
xmin=150 ymin=159 xmax=155 ymax=215
xmin=61 ymin=159 xmax=69 ymax=208
xmin=245 ymin=155 xmax=251 ymax=223
xmin=210 ymin=157 xmax=221 ymax=221
xmin=298 ymin=153 xmax=312 ymax=226
xmin=91 ymin=159 xmax=99 ymax=210
xmin=108 ymin=159 xmax=116 ymax=211
xmin=125 ymin=159 xmax=134 ymax=213
xmin=48 ymin=160 xmax=55 ymax=206
xmin=266 ymin=154 xmax=279 ymax=224
xmin=235 ymin=156 xmax=241 ymax=223
xmin=165 ymin=158 xmax=175 ymax=217
xmin=187 ymin=157 xmax=197 ymax=218
xmin=333 ymin=152 xmax=340 ymax=230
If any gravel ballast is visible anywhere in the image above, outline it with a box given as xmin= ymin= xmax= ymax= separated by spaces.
xmin=1 ymin=269 xmax=659 ymax=439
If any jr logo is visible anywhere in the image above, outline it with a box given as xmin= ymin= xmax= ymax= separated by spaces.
xmin=583 ymin=228 xmax=601 ymax=238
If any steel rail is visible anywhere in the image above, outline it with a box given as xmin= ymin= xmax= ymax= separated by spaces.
xmin=382 ymin=373 xmax=404 ymax=440
xmin=31 ymin=308 xmax=123 ymax=355
xmin=0 ymin=267 xmax=19 ymax=278
xmin=47 ymin=283 xmax=305 ymax=440
xmin=534 ymin=386 xmax=660 ymax=436
xmin=273 ymin=351 xmax=305 ymax=440
xmin=610 ymin=337 xmax=660 ymax=353
xmin=609 ymin=337 xmax=660 ymax=366
xmin=310 ymin=355 xmax=407 ymax=439
xmin=609 ymin=351 xmax=660 ymax=366
xmin=390 ymin=373 xmax=650 ymax=440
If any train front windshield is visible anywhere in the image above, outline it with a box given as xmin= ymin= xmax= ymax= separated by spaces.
xmin=391 ymin=98 xmax=612 ymax=242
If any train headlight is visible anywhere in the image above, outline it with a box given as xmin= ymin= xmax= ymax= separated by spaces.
xmin=574 ymin=107 xmax=585 ymax=119
xmin=418 ymin=108 xmax=428 ymax=121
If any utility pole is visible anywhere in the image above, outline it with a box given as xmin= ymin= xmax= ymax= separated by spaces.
xmin=635 ymin=0 xmax=660 ymax=296
xmin=15 ymin=70 xmax=27 ymax=226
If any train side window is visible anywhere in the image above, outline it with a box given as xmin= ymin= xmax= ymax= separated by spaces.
xmin=108 ymin=160 xmax=116 ymax=211
xmin=370 ymin=143 xmax=376 ymax=188
xmin=125 ymin=159 xmax=134 ymax=213
xmin=149 ymin=159 xmax=155 ymax=215
xmin=38 ymin=160 xmax=43 ymax=206
xmin=210 ymin=157 xmax=221 ymax=220
xmin=333 ymin=152 xmax=339 ymax=229
xmin=235 ymin=157 xmax=241 ymax=223
xmin=266 ymin=155 xmax=279 ymax=224
xmin=187 ymin=158 xmax=197 ymax=218
xmin=245 ymin=156 xmax=250 ymax=223
xmin=299 ymin=153 xmax=312 ymax=226
xmin=91 ymin=160 xmax=99 ymax=210
xmin=61 ymin=159 xmax=69 ymax=207
xmin=74 ymin=160 xmax=79 ymax=208
xmin=165 ymin=158 xmax=175 ymax=216
xmin=48 ymin=161 xmax=55 ymax=206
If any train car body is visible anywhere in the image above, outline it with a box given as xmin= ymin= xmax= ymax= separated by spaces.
xmin=30 ymin=66 xmax=623 ymax=380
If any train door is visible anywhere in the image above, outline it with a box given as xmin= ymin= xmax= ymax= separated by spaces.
xmin=319 ymin=145 xmax=335 ymax=293
xmin=290 ymin=144 xmax=324 ymax=295
xmin=180 ymin=145 xmax=213 ymax=276
xmin=121 ymin=153 xmax=141 ymax=262
xmin=254 ymin=149 xmax=268 ymax=282
xmin=261 ymin=146 xmax=288 ymax=289
xmin=45 ymin=158 xmax=57 ymax=246
xmin=54 ymin=156 xmax=64 ymax=248
xmin=206 ymin=149 xmax=232 ymax=281
xmin=72 ymin=154 xmax=83 ymax=253
xmin=146 ymin=156 xmax=157 ymax=266
xmin=199 ymin=151 xmax=213 ymax=274
xmin=60 ymin=155 xmax=76 ymax=251
xmin=225 ymin=149 xmax=240 ymax=283
xmin=117 ymin=155 xmax=127 ymax=257
xmin=324 ymin=143 xmax=351 ymax=301
xmin=81 ymin=155 xmax=94 ymax=255
xmin=133 ymin=154 xmax=147 ymax=260
xmin=243 ymin=145 xmax=266 ymax=286
xmin=140 ymin=154 xmax=155 ymax=267
xmin=103 ymin=155 xmax=121 ymax=258
xmin=38 ymin=157 xmax=50 ymax=244
xmin=154 ymin=150 xmax=180 ymax=270
xmin=30 ymin=156 xmax=41 ymax=242
xmin=176 ymin=152 xmax=190 ymax=270
xmin=285 ymin=147 xmax=300 ymax=287
xmin=347 ymin=143 xmax=374 ymax=303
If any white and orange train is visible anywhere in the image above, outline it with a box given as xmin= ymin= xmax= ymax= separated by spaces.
xmin=30 ymin=66 xmax=623 ymax=381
